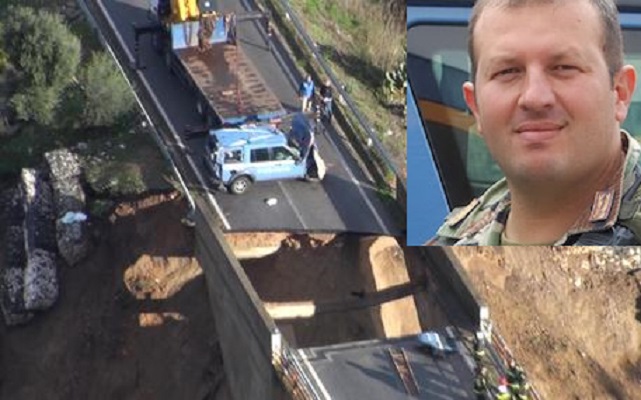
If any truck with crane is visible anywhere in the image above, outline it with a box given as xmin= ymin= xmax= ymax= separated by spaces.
xmin=135 ymin=0 xmax=286 ymax=128
xmin=135 ymin=0 xmax=326 ymax=193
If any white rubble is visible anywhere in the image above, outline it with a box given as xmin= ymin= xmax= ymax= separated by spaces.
xmin=0 ymin=148 xmax=90 ymax=326
xmin=45 ymin=149 xmax=89 ymax=266
xmin=23 ymin=249 xmax=58 ymax=311
xmin=20 ymin=169 xmax=59 ymax=311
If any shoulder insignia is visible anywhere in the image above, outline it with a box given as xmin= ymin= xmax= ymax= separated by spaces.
xmin=589 ymin=189 xmax=614 ymax=222
xmin=460 ymin=208 xmax=496 ymax=237
xmin=446 ymin=198 xmax=480 ymax=227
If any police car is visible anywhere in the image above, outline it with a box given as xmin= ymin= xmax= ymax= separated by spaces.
xmin=203 ymin=113 xmax=325 ymax=194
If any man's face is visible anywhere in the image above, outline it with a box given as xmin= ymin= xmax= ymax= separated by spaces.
xmin=463 ymin=0 xmax=634 ymax=186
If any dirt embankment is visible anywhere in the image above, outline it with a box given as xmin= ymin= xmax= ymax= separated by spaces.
xmin=0 ymin=194 xmax=231 ymax=400
xmin=453 ymin=247 xmax=641 ymax=400
xmin=1 ymin=193 xmax=426 ymax=399
xmin=227 ymin=233 xmax=423 ymax=348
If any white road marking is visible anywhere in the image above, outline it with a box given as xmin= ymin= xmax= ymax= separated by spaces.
xmin=278 ymin=181 xmax=308 ymax=230
xmin=100 ymin=0 xmax=391 ymax=235
xmin=97 ymin=0 xmax=230 ymax=229
xmin=299 ymin=349 xmax=332 ymax=399
xmin=238 ymin=0 xmax=392 ymax=234
xmin=322 ymin=132 xmax=390 ymax=233
xmin=446 ymin=326 xmax=476 ymax=372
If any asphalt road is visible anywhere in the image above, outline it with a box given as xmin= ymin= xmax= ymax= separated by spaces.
xmin=98 ymin=0 xmax=401 ymax=235
xmin=300 ymin=331 xmax=475 ymax=400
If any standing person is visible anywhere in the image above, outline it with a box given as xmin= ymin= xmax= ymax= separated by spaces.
xmin=507 ymin=359 xmax=529 ymax=397
xmin=473 ymin=366 xmax=490 ymax=400
xmin=495 ymin=377 xmax=511 ymax=400
xmin=473 ymin=331 xmax=486 ymax=364
xmin=430 ymin=0 xmax=639 ymax=246
xmin=299 ymin=75 xmax=315 ymax=112
xmin=319 ymin=78 xmax=334 ymax=123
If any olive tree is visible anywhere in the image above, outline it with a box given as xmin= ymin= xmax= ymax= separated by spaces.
xmin=10 ymin=86 xmax=59 ymax=126
xmin=1 ymin=6 xmax=80 ymax=124
xmin=78 ymin=52 xmax=136 ymax=127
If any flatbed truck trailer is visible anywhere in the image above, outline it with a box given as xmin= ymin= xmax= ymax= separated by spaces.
xmin=138 ymin=0 xmax=286 ymax=127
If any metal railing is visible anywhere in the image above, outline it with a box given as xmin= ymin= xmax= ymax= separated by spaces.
xmin=273 ymin=345 xmax=324 ymax=400
xmin=76 ymin=0 xmax=196 ymax=221
xmin=491 ymin=331 xmax=544 ymax=400
xmin=259 ymin=0 xmax=404 ymax=190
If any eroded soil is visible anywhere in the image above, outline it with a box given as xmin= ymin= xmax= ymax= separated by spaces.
xmin=453 ymin=247 xmax=641 ymax=400
xmin=228 ymin=233 xmax=422 ymax=348
xmin=0 ymin=194 xmax=231 ymax=400
xmin=1 ymin=194 xmax=421 ymax=399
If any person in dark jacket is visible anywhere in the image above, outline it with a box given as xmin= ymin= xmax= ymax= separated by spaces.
xmin=319 ymin=79 xmax=333 ymax=123
xmin=473 ymin=366 xmax=489 ymax=399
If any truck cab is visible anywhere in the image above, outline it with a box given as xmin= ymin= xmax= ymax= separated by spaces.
xmin=407 ymin=0 xmax=641 ymax=244
xmin=204 ymin=113 xmax=325 ymax=194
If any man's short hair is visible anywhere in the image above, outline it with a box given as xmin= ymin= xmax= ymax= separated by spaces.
xmin=467 ymin=0 xmax=624 ymax=83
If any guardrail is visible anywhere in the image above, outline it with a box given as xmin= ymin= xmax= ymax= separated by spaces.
xmin=258 ymin=0 xmax=405 ymax=196
xmin=491 ymin=332 xmax=544 ymax=400
xmin=78 ymin=2 xmax=329 ymax=399
xmin=76 ymin=0 xmax=196 ymax=221
xmin=274 ymin=344 xmax=324 ymax=400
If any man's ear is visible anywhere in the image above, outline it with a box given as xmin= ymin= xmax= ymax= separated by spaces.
xmin=463 ymin=81 xmax=482 ymax=134
xmin=614 ymin=65 xmax=637 ymax=123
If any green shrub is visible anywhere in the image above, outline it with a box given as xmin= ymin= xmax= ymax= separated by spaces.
xmin=85 ymin=159 xmax=147 ymax=197
xmin=11 ymin=85 xmax=59 ymax=125
xmin=1 ymin=6 xmax=80 ymax=124
xmin=78 ymin=52 xmax=135 ymax=127
xmin=384 ymin=59 xmax=406 ymax=106
xmin=2 ymin=6 xmax=80 ymax=90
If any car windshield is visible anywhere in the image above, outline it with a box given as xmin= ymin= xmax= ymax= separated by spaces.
xmin=273 ymin=146 xmax=298 ymax=161
xmin=408 ymin=24 xmax=641 ymax=210
xmin=224 ymin=149 xmax=242 ymax=163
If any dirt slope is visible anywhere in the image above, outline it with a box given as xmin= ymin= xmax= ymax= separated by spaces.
xmin=232 ymin=233 xmax=422 ymax=349
xmin=0 ymin=194 xmax=231 ymax=400
xmin=453 ymin=247 xmax=641 ymax=400
xmin=1 ymin=193 xmax=421 ymax=399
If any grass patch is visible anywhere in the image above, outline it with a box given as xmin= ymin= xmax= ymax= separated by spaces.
xmin=0 ymin=116 xmax=173 ymax=198
xmin=0 ymin=124 xmax=81 ymax=175
xmin=326 ymin=2 xmax=358 ymax=32
xmin=287 ymin=0 xmax=406 ymax=178
xmin=80 ymin=121 xmax=174 ymax=198
xmin=301 ymin=0 xmax=322 ymax=17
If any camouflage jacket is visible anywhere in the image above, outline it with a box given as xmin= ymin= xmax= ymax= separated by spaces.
xmin=432 ymin=131 xmax=641 ymax=246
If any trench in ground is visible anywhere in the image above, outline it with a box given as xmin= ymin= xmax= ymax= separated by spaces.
xmin=224 ymin=232 xmax=440 ymax=349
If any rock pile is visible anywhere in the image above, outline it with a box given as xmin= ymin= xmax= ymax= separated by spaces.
xmin=591 ymin=247 xmax=641 ymax=271
xmin=45 ymin=149 xmax=89 ymax=266
xmin=0 ymin=189 xmax=32 ymax=325
xmin=551 ymin=247 xmax=641 ymax=273
xmin=21 ymin=168 xmax=58 ymax=311
xmin=0 ymin=148 xmax=90 ymax=326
